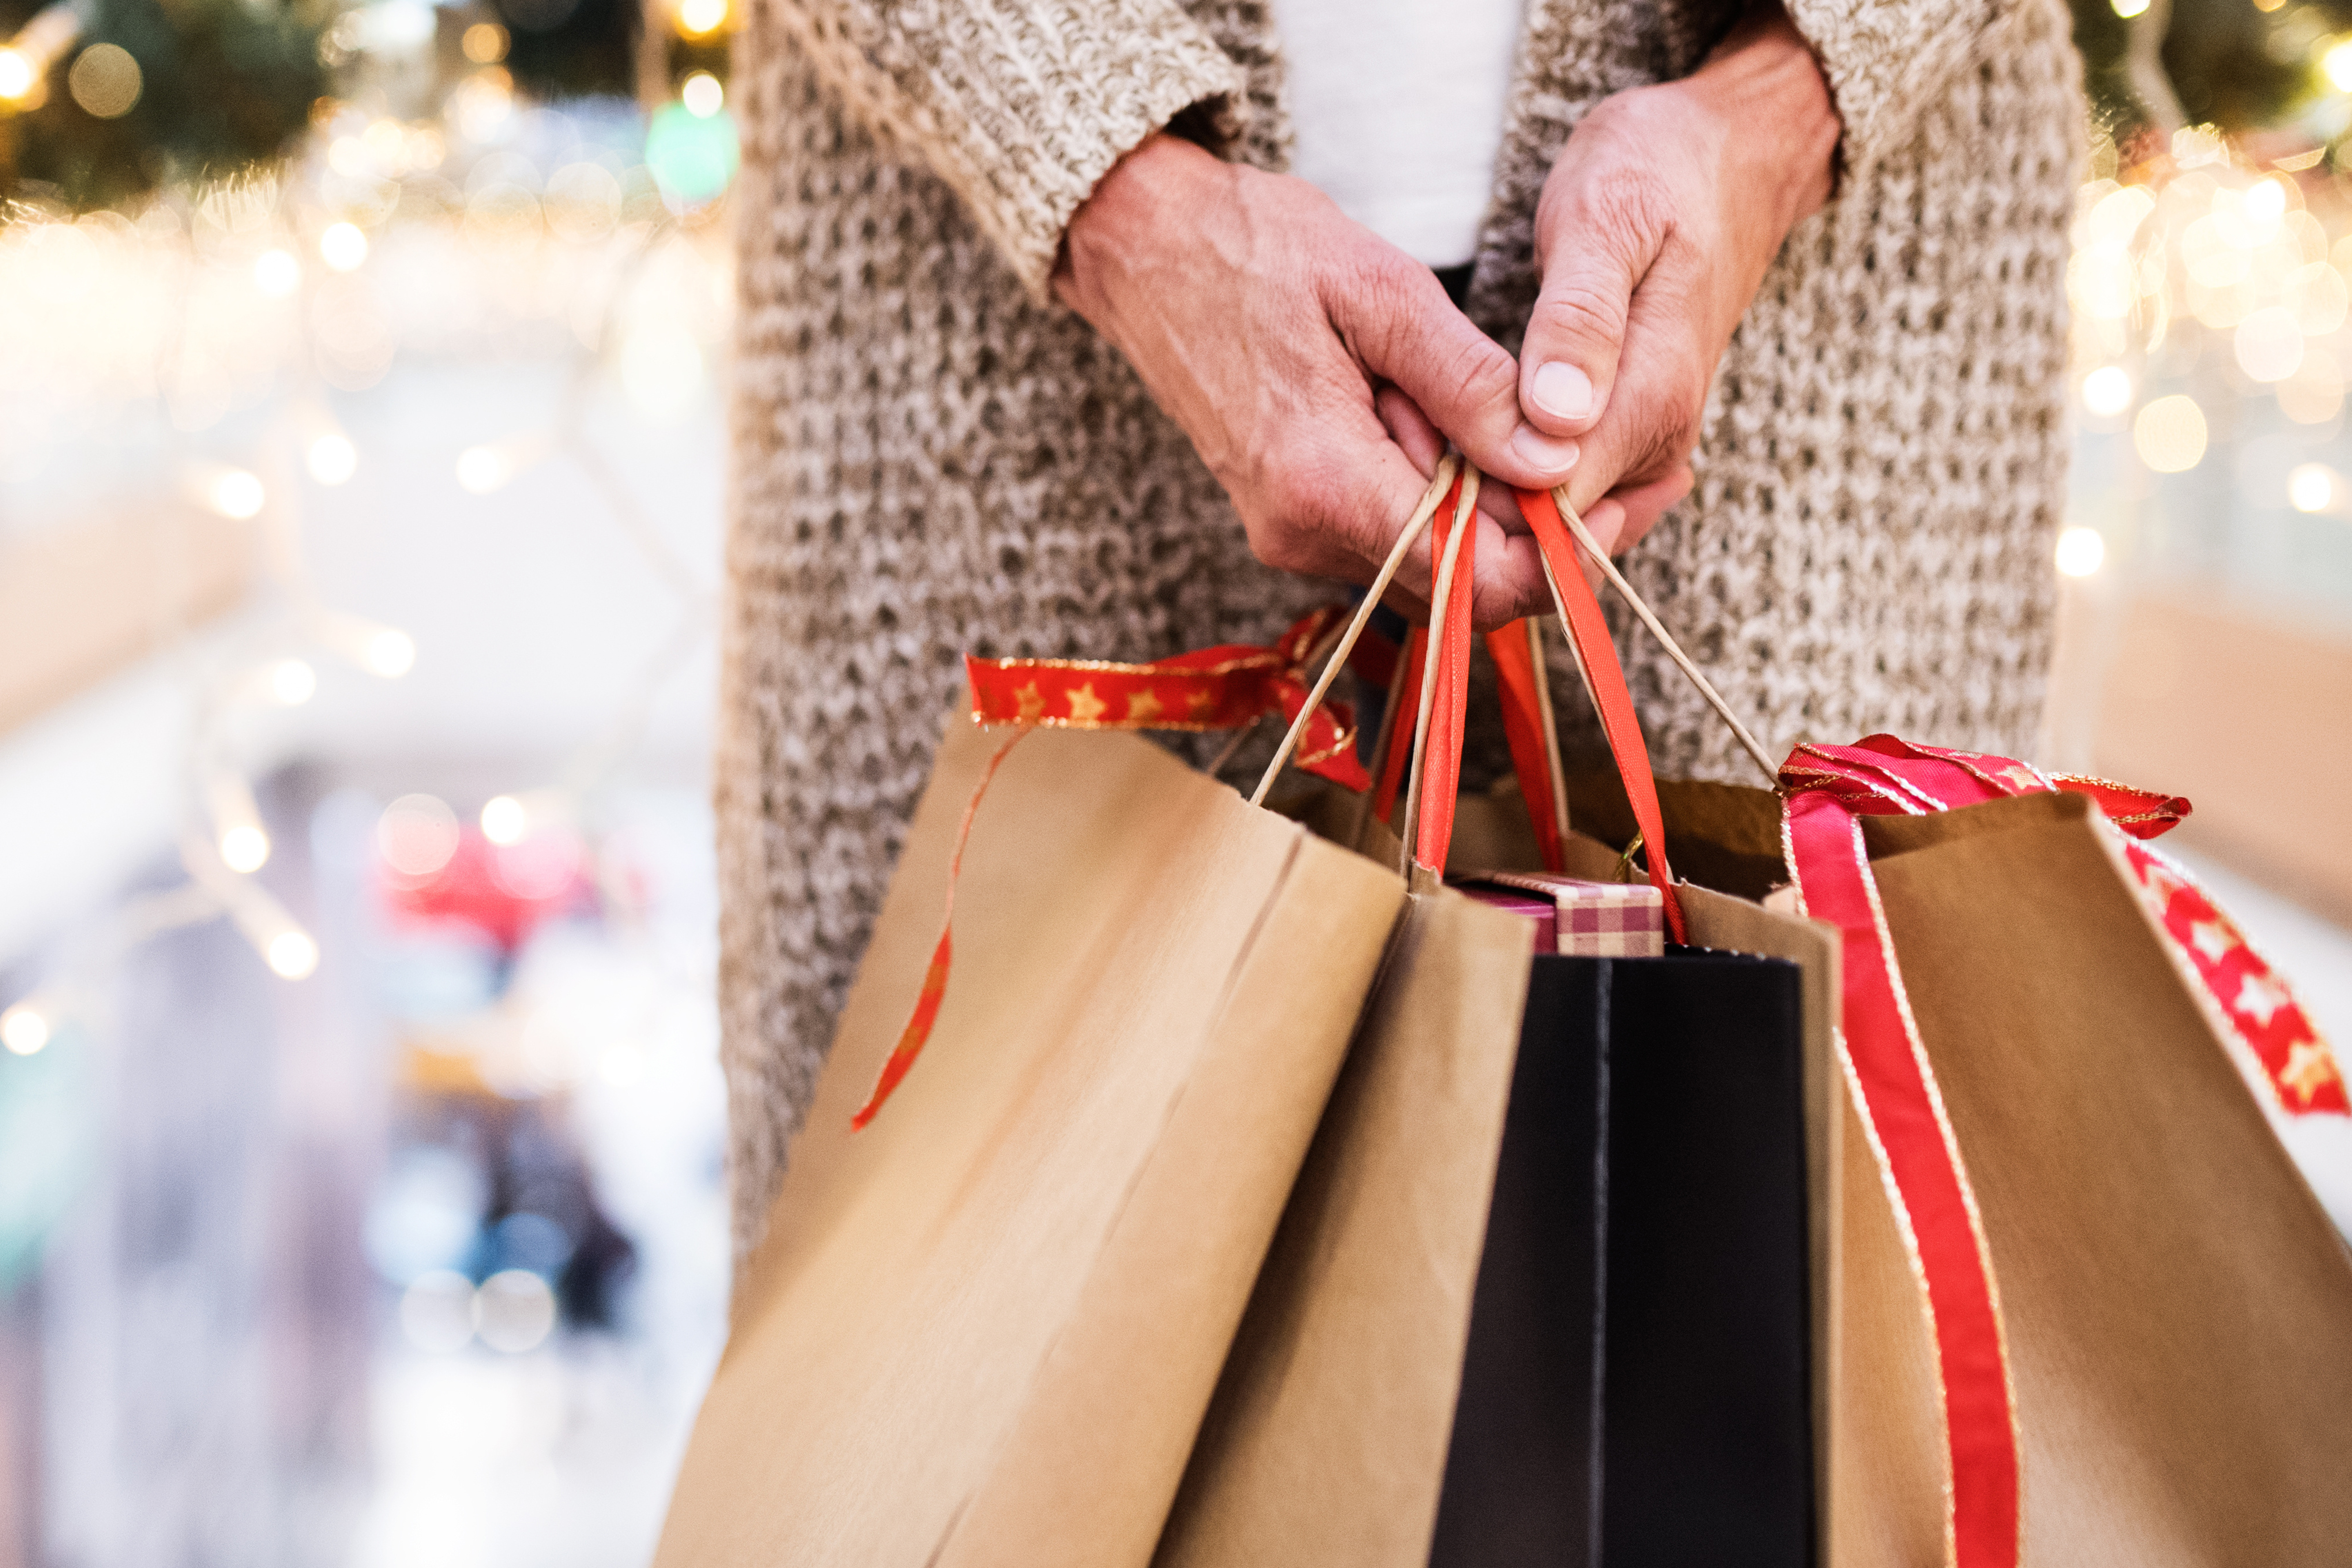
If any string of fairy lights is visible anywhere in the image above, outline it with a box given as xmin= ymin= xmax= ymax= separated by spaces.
xmin=0 ymin=4 xmax=735 ymax=1059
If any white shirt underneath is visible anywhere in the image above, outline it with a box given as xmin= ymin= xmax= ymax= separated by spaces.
xmin=1269 ymin=0 xmax=1526 ymax=269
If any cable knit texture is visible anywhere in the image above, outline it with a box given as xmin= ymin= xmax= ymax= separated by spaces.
xmin=719 ymin=0 xmax=2083 ymax=1263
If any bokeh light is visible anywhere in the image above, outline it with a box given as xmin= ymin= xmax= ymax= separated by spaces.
xmin=378 ymin=794 xmax=461 ymax=878
xmin=268 ymin=658 xmax=318 ymax=706
xmin=2326 ymin=40 xmax=2352 ymax=92
xmin=0 ymin=1002 xmax=50 ymax=1057
xmin=220 ymin=823 xmax=271 ymax=874
xmin=0 ymin=47 xmax=33 ymax=101
xmin=682 ymin=71 xmax=723 ymax=119
xmin=2055 ymin=526 xmax=2106 ymax=578
xmin=66 ymin=43 xmax=141 ymax=119
xmin=319 ymin=221 xmax=369 ymax=272
xmin=2081 ymin=365 xmax=2134 ymax=417
xmin=461 ymin=21 xmax=508 ymax=63
xmin=476 ymin=1270 xmax=557 ymax=1354
xmin=203 ymin=468 xmax=267 ymax=519
xmin=480 ymin=794 xmax=528 ymax=845
xmin=266 ymin=930 xmax=319 ymax=980
xmin=2235 ymin=305 xmax=2304 ymax=382
xmin=308 ymin=432 xmax=358 ymax=485
xmin=2134 ymin=394 xmax=2208 ymax=474
xmin=2290 ymin=463 xmax=2340 ymax=514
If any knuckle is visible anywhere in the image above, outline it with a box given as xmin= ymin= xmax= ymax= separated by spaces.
xmin=1529 ymin=284 xmax=1626 ymax=353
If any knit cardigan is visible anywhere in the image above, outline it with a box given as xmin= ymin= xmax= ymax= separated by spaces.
xmin=718 ymin=0 xmax=2085 ymax=1262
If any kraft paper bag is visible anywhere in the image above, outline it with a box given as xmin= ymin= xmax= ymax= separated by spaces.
xmin=1849 ymin=788 xmax=2352 ymax=1567
xmin=654 ymin=710 xmax=1405 ymax=1568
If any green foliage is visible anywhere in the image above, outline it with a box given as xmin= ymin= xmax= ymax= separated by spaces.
xmin=1 ymin=0 xmax=327 ymax=208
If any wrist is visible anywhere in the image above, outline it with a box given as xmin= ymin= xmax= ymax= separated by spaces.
xmin=1676 ymin=4 xmax=1839 ymax=230
xmin=1054 ymin=132 xmax=1232 ymax=326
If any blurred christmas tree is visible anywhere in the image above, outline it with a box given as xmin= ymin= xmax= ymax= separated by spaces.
xmin=2071 ymin=0 xmax=2352 ymax=147
xmin=0 ymin=0 xmax=328 ymax=207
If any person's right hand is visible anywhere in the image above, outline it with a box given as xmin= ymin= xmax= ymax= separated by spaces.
xmin=1054 ymin=132 xmax=1581 ymax=629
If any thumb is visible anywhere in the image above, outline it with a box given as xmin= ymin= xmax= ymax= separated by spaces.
xmin=1518 ymin=210 xmax=1667 ymax=439
xmin=1342 ymin=260 xmax=1582 ymax=492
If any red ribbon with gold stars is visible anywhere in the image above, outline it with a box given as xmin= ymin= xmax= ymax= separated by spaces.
xmin=962 ymin=606 xmax=1373 ymax=791
xmin=1780 ymin=737 xmax=2346 ymax=1568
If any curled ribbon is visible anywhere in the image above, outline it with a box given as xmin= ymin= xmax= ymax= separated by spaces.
xmin=856 ymin=606 xmax=1383 ymax=1129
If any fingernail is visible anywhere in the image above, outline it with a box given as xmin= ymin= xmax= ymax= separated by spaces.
xmin=1531 ymin=361 xmax=1593 ymax=423
xmin=1510 ymin=425 xmax=1580 ymax=476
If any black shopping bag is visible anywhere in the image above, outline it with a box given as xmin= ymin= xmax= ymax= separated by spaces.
xmin=1431 ymin=948 xmax=1813 ymax=1568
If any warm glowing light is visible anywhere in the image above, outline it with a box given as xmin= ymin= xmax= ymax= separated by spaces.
xmin=461 ymin=21 xmax=508 ymax=63
xmin=1 ymin=1004 xmax=49 ymax=1057
xmin=480 ymin=794 xmax=528 ymax=845
xmin=253 ymin=247 xmax=301 ymax=297
xmin=682 ymin=70 xmax=723 ymax=118
xmin=456 ymin=444 xmax=512 ymax=493
xmin=319 ymin=221 xmax=369 ymax=272
xmin=2327 ymin=41 xmax=2352 ymax=93
xmin=267 ymin=930 xmax=319 ymax=979
xmin=2234 ymin=305 xmax=2305 ymax=383
xmin=2066 ymin=245 xmax=2135 ymax=320
xmin=677 ymin=0 xmax=727 ymax=32
xmin=267 ymin=658 xmax=317 ymax=705
xmin=206 ymin=469 xmax=266 ymax=519
xmin=2290 ymin=463 xmax=2339 ymax=513
xmin=364 ymin=629 xmax=415 ymax=677
xmin=2110 ymin=0 xmax=2148 ymax=15
xmin=2081 ymin=365 xmax=2134 ymax=418
xmin=2245 ymin=177 xmax=2289 ymax=226
xmin=0 ymin=49 xmax=33 ymax=101
xmin=378 ymin=794 xmax=461 ymax=878
xmin=67 ymin=43 xmax=140 ymax=119
xmin=308 ymin=432 xmax=357 ymax=485
xmin=220 ymin=823 xmax=271 ymax=874
xmin=2055 ymin=526 xmax=2106 ymax=578
xmin=2133 ymin=395 xmax=2208 ymax=474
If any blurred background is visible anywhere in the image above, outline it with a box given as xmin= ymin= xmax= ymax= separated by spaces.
xmin=0 ymin=0 xmax=2348 ymax=1563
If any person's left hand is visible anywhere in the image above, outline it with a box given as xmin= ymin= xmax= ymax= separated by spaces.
xmin=1512 ymin=1 xmax=1840 ymax=557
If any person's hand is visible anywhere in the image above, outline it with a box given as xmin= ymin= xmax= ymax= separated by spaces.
xmin=1517 ymin=1 xmax=1838 ymax=559
xmin=1055 ymin=134 xmax=1576 ymax=628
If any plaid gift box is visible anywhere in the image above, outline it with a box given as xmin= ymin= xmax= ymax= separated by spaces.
xmin=1456 ymin=872 xmax=1667 ymax=959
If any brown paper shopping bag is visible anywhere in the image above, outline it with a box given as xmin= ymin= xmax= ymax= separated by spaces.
xmin=1810 ymin=770 xmax=2352 ymax=1567
xmin=655 ymin=704 xmax=1405 ymax=1568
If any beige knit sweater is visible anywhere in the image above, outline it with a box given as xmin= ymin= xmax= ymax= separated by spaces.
xmin=718 ymin=0 xmax=2084 ymax=1260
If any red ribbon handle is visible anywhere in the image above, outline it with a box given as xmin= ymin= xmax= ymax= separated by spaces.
xmin=1514 ymin=485 xmax=1688 ymax=942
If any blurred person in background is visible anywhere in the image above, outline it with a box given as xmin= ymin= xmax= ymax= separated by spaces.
xmin=716 ymin=0 xmax=2082 ymax=1260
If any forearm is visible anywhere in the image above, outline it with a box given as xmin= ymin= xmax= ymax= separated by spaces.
xmin=768 ymin=0 xmax=1243 ymax=298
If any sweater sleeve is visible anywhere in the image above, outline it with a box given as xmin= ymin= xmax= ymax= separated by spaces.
xmin=770 ymin=0 xmax=1246 ymax=298
xmin=1780 ymin=0 xmax=2033 ymax=164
